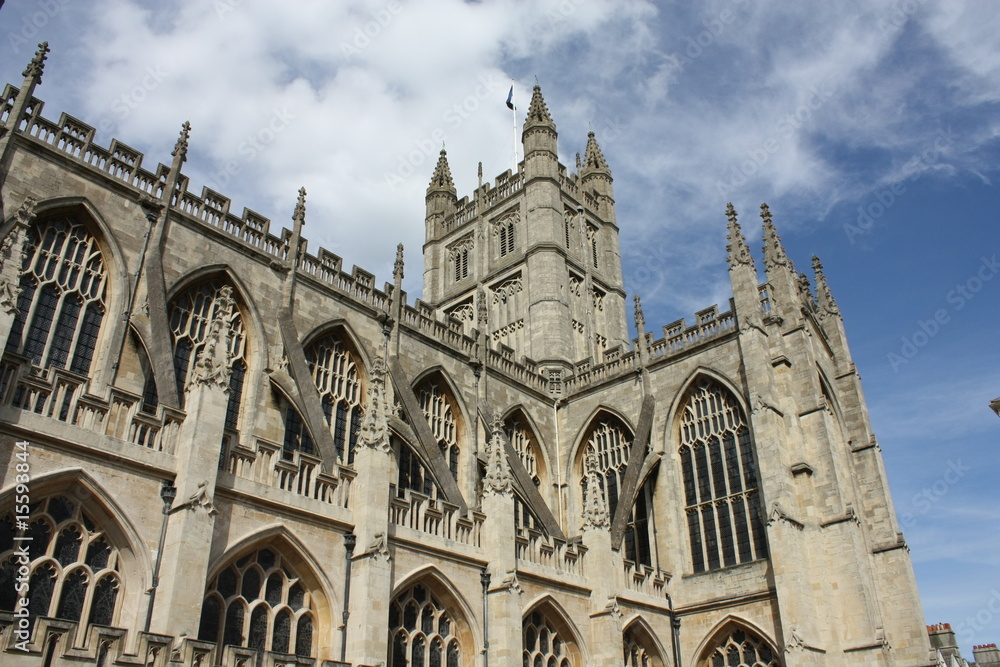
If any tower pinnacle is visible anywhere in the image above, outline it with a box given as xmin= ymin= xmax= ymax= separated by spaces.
xmin=812 ymin=256 xmax=840 ymax=317
xmin=760 ymin=203 xmax=794 ymax=273
xmin=726 ymin=204 xmax=754 ymax=270
xmin=524 ymin=84 xmax=555 ymax=129
xmin=581 ymin=131 xmax=610 ymax=174
xmin=427 ymin=149 xmax=456 ymax=194
xmin=22 ymin=42 xmax=50 ymax=84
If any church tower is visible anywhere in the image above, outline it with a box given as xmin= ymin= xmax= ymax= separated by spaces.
xmin=422 ymin=85 xmax=628 ymax=376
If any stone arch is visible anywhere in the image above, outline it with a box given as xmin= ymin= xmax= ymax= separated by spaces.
xmin=521 ymin=594 xmax=588 ymax=665
xmin=410 ymin=366 xmax=470 ymax=489
xmin=410 ymin=365 xmax=471 ymax=438
xmin=389 ymin=565 xmax=480 ymax=664
xmin=622 ymin=615 xmax=669 ymax=667
xmin=692 ymin=615 xmax=782 ymax=667
xmin=3 ymin=196 xmax=130 ymax=391
xmin=816 ymin=364 xmax=848 ymax=439
xmin=500 ymin=404 xmax=550 ymax=486
xmin=0 ymin=467 xmax=152 ymax=633
xmin=301 ymin=318 xmax=373 ymax=377
xmin=664 ymin=367 xmax=750 ymax=446
xmin=566 ymin=404 xmax=637 ymax=479
xmin=204 ymin=524 xmax=338 ymax=656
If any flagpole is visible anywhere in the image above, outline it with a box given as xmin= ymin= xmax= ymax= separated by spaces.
xmin=509 ymin=80 xmax=517 ymax=173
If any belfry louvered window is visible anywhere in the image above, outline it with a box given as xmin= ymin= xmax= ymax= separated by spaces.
xmin=496 ymin=216 xmax=515 ymax=257
xmin=679 ymin=379 xmax=768 ymax=573
xmin=5 ymin=215 xmax=107 ymax=375
xmin=389 ymin=583 xmax=462 ymax=667
xmin=198 ymin=548 xmax=315 ymax=658
xmin=168 ymin=282 xmax=247 ymax=431
xmin=581 ymin=418 xmax=654 ymax=567
xmin=305 ymin=333 xmax=363 ymax=464
xmin=0 ymin=495 xmax=121 ymax=634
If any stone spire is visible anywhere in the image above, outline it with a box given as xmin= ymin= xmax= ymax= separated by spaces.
xmin=171 ymin=121 xmax=191 ymax=164
xmin=427 ymin=149 xmax=456 ymax=194
xmin=482 ymin=414 xmax=512 ymax=496
xmin=581 ymin=450 xmax=610 ymax=530
xmin=581 ymin=131 xmax=610 ymax=174
xmin=726 ymin=203 xmax=754 ymax=270
xmin=22 ymin=42 xmax=50 ymax=84
xmin=292 ymin=187 xmax=307 ymax=230
xmin=358 ymin=355 xmax=390 ymax=451
xmin=188 ymin=286 xmax=235 ymax=390
xmin=524 ymin=84 xmax=555 ymax=129
xmin=393 ymin=243 xmax=404 ymax=283
xmin=760 ymin=203 xmax=794 ymax=273
xmin=812 ymin=256 xmax=840 ymax=318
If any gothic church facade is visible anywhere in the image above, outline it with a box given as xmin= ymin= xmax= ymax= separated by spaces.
xmin=0 ymin=44 xmax=934 ymax=666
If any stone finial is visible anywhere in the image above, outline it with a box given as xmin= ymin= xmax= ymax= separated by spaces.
xmin=476 ymin=286 xmax=488 ymax=326
xmin=581 ymin=450 xmax=610 ymax=530
xmin=0 ymin=197 xmax=37 ymax=313
xmin=633 ymin=294 xmax=645 ymax=332
xmin=292 ymin=187 xmax=307 ymax=228
xmin=188 ymin=286 xmax=235 ymax=390
xmin=171 ymin=121 xmax=191 ymax=162
xmin=725 ymin=203 xmax=754 ymax=269
xmin=812 ymin=255 xmax=840 ymax=317
xmin=760 ymin=203 xmax=794 ymax=273
xmin=581 ymin=131 xmax=610 ymax=174
xmin=427 ymin=149 xmax=456 ymax=194
xmin=358 ymin=355 xmax=390 ymax=451
xmin=393 ymin=243 xmax=404 ymax=283
xmin=524 ymin=84 xmax=555 ymax=127
xmin=22 ymin=42 xmax=50 ymax=83
xmin=482 ymin=413 xmax=513 ymax=496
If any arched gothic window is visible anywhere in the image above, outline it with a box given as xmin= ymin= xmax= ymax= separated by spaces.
xmin=168 ymin=281 xmax=247 ymax=436
xmin=5 ymin=215 xmax=107 ymax=375
xmin=417 ymin=380 xmax=460 ymax=482
xmin=494 ymin=215 xmax=516 ymax=258
xmin=198 ymin=547 xmax=315 ymax=658
xmin=393 ymin=437 xmax=439 ymax=499
xmin=678 ymin=379 xmax=768 ymax=573
xmin=523 ymin=609 xmax=575 ymax=666
xmin=701 ymin=626 xmax=780 ymax=667
xmin=623 ymin=623 xmax=665 ymax=667
xmin=0 ymin=495 xmax=121 ymax=634
xmin=304 ymin=333 xmax=363 ymax=465
xmin=389 ymin=582 xmax=462 ymax=667
xmin=280 ymin=400 xmax=314 ymax=460
xmin=580 ymin=417 xmax=654 ymax=567
xmin=624 ymin=629 xmax=651 ymax=667
xmin=506 ymin=414 xmax=545 ymax=534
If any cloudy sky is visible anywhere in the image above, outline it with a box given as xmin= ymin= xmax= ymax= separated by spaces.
xmin=3 ymin=0 xmax=998 ymax=654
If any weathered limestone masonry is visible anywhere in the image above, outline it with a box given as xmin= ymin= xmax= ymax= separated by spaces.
xmin=0 ymin=44 xmax=934 ymax=667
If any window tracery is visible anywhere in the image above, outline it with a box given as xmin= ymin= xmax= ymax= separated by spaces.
xmin=304 ymin=333 xmax=363 ymax=464
xmin=389 ymin=582 xmax=462 ymax=667
xmin=198 ymin=547 xmax=315 ymax=658
xmin=624 ymin=628 xmax=653 ymax=667
xmin=5 ymin=215 xmax=107 ymax=375
xmin=0 ymin=495 xmax=121 ymax=633
xmin=679 ymin=379 xmax=768 ymax=573
xmin=417 ymin=380 xmax=460 ymax=482
xmin=702 ymin=627 xmax=780 ymax=667
xmin=523 ymin=610 xmax=574 ymax=666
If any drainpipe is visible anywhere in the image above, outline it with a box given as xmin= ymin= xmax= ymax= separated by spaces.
xmin=667 ymin=593 xmax=683 ymax=667
xmin=144 ymin=480 xmax=176 ymax=632
xmin=340 ymin=532 xmax=356 ymax=663
xmin=480 ymin=568 xmax=491 ymax=667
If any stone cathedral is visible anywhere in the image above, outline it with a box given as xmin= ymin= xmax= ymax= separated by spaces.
xmin=0 ymin=44 xmax=934 ymax=667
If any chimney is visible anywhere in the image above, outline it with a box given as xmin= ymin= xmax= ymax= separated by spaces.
xmin=973 ymin=643 xmax=1000 ymax=666
xmin=928 ymin=623 xmax=961 ymax=662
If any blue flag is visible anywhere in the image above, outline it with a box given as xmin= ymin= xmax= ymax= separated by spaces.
xmin=506 ymin=85 xmax=515 ymax=111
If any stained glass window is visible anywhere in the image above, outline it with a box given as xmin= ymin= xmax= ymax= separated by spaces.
xmin=417 ymin=380 xmax=461 ymax=484
xmin=5 ymin=215 xmax=108 ymax=374
xmin=304 ymin=333 xmax=364 ymax=465
xmin=199 ymin=548 xmax=315 ymax=658
xmin=679 ymin=379 xmax=768 ymax=573
xmin=0 ymin=494 xmax=121 ymax=633
xmin=388 ymin=583 xmax=463 ymax=667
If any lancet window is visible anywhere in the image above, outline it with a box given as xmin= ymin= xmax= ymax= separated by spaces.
xmin=5 ymin=215 xmax=107 ymax=375
xmin=679 ymin=379 xmax=768 ymax=573
xmin=198 ymin=547 xmax=315 ymax=658
xmin=580 ymin=417 xmax=654 ymax=566
xmin=417 ymin=380 xmax=460 ymax=481
xmin=624 ymin=628 xmax=653 ymax=667
xmin=523 ymin=610 xmax=574 ymax=667
xmin=0 ymin=495 xmax=121 ymax=633
xmin=393 ymin=438 xmax=439 ymax=499
xmin=389 ymin=582 xmax=462 ymax=667
xmin=304 ymin=333 xmax=363 ymax=465
xmin=702 ymin=627 xmax=780 ymax=667
xmin=281 ymin=400 xmax=314 ymax=460
xmin=168 ymin=281 xmax=247 ymax=435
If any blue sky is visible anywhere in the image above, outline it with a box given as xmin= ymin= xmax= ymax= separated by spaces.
xmin=2 ymin=0 xmax=998 ymax=654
